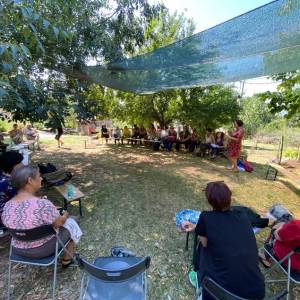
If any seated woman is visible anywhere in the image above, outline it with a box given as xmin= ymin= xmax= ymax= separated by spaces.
xmin=163 ymin=126 xmax=177 ymax=151
xmin=121 ymin=126 xmax=131 ymax=144
xmin=139 ymin=125 xmax=148 ymax=144
xmin=210 ymin=131 xmax=225 ymax=158
xmin=259 ymin=219 xmax=300 ymax=272
xmin=198 ymin=128 xmax=215 ymax=157
xmin=2 ymin=166 xmax=81 ymax=267
xmin=112 ymin=126 xmax=121 ymax=144
xmin=147 ymin=124 xmax=156 ymax=140
xmin=0 ymin=151 xmax=24 ymax=227
xmin=189 ymin=129 xmax=199 ymax=153
xmin=175 ymin=126 xmax=191 ymax=151
xmin=183 ymin=182 xmax=265 ymax=300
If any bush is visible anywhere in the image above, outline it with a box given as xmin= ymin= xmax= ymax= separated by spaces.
xmin=0 ymin=119 xmax=12 ymax=132
xmin=283 ymin=148 xmax=299 ymax=160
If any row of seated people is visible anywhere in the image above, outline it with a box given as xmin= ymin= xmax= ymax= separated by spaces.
xmin=0 ymin=151 xmax=80 ymax=268
xmin=183 ymin=181 xmax=300 ymax=300
xmin=100 ymin=124 xmax=225 ymax=157
xmin=8 ymin=123 xmax=41 ymax=150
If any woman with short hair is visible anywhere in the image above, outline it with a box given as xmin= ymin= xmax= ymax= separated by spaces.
xmin=183 ymin=182 xmax=265 ymax=300
xmin=2 ymin=166 xmax=80 ymax=267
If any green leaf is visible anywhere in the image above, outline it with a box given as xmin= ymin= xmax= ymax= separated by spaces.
xmin=10 ymin=45 xmax=18 ymax=60
xmin=0 ymin=87 xmax=7 ymax=98
xmin=21 ymin=7 xmax=29 ymax=19
xmin=43 ymin=19 xmax=50 ymax=30
xmin=25 ymin=79 xmax=35 ymax=92
xmin=29 ymin=23 xmax=37 ymax=34
xmin=0 ymin=44 xmax=7 ymax=56
xmin=20 ymin=44 xmax=31 ymax=61
xmin=1 ymin=63 xmax=13 ymax=73
xmin=53 ymin=26 xmax=59 ymax=38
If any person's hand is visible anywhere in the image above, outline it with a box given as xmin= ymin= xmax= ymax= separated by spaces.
xmin=181 ymin=221 xmax=196 ymax=232
xmin=62 ymin=211 xmax=69 ymax=219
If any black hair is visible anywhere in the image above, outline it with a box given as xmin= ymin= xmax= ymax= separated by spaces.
xmin=0 ymin=151 xmax=23 ymax=174
xmin=235 ymin=120 xmax=243 ymax=127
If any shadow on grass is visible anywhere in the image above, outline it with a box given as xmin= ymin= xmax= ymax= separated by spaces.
xmin=1 ymin=144 xmax=299 ymax=299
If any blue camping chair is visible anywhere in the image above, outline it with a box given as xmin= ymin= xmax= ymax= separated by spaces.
xmin=198 ymin=276 xmax=287 ymax=300
xmin=78 ymin=256 xmax=151 ymax=300
xmin=7 ymin=225 xmax=70 ymax=300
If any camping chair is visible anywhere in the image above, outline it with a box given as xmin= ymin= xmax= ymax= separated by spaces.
xmin=7 ymin=225 xmax=71 ymax=300
xmin=77 ymin=255 xmax=151 ymax=300
xmin=197 ymin=276 xmax=287 ymax=300
xmin=262 ymin=244 xmax=300 ymax=300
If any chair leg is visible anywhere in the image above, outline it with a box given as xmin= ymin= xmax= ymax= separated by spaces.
xmin=79 ymin=272 xmax=85 ymax=300
xmin=286 ymin=258 xmax=291 ymax=300
xmin=52 ymin=242 xmax=59 ymax=300
xmin=7 ymin=260 xmax=12 ymax=300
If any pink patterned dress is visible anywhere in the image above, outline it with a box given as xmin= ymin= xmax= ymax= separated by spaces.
xmin=2 ymin=198 xmax=59 ymax=249
xmin=227 ymin=128 xmax=244 ymax=158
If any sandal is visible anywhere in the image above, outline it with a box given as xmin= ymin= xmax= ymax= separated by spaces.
xmin=61 ymin=259 xmax=76 ymax=269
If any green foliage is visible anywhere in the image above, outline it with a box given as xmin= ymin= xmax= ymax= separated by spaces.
xmin=0 ymin=0 xmax=163 ymax=124
xmin=239 ymin=96 xmax=273 ymax=137
xmin=283 ymin=148 xmax=299 ymax=160
xmin=178 ymin=86 xmax=240 ymax=132
xmin=0 ymin=118 xmax=11 ymax=132
xmin=259 ymin=71 xmax=300 ymax=120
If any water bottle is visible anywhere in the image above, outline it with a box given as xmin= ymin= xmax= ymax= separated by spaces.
xmin=66 ymin=184 xmax=74 ymax=199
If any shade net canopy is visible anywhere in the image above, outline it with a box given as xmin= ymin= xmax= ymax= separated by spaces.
xmin=70 ymin=0 xmax=300 ymax=94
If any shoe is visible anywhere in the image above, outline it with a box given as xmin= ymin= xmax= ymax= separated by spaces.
xmin=188 ymin=270 xmax=198 ymax=288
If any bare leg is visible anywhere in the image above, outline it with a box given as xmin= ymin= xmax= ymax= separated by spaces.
xmin=62 ymin=241 xmax=75 ymax=262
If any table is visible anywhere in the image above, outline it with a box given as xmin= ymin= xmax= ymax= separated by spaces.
xmin=54 ymin=183 xmax=85 ymax=216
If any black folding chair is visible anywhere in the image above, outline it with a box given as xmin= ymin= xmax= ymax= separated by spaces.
xmin=7 ymin=225 xmax=70 ymax=300
xmin=78 ymin=255 xmax=151 ymax=300
xmin=198 ymin=276 xmax=287 ymax=300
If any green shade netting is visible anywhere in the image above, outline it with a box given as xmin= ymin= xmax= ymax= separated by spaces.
xmin=70 ymin=0 xmax=300 ymax=94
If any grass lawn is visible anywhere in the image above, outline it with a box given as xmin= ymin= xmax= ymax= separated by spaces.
xmin=1 ymin=136 xmax=300 ymax=299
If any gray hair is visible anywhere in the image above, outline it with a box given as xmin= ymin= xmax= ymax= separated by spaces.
xmin=11 ymin=166 xmax=40 ymax=191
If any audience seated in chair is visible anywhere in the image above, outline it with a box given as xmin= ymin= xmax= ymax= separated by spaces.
xmin=163 ymin=126 xmax=177 ymax=151
xmin=2 ymin=166 xmax=80 ymax=267
xmin=23 ymin=124 xmax=41 ymax=150
xmin=131 ymin=124 xmax=140 ymax=145
xmin=9 ymin=124 xmax=23 ymax=145
xmin=189 ymin=129 xmax=199 ymax=153
xmin=147 ymin=124 xmax=157 ymax=140
xmin=112 ymin=127 xmax=121 ymax=144
xmin=121 ymin=126 xmax=131 ymax=144
xmin=101 ymin=125 xmax=109 ymax=144
xmin=198 ymin=128 xmax=214 ymax=157
xmin=259 ymin=219 xmax=300 ymax=271
xmin=183 ymin=182 xmax=265 ymax=300
xmin=0 ymin=151 xmax=24 ymax=228
xmin=175 ymin=126 xmax=191 ymax=151
xmin=211 ymin=132 xmax=225 ymax=159
xmin=139 ymin=125 xmax=148 ymax=144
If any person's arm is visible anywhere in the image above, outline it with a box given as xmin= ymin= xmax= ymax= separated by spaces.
xmin=195 ymin=212 xmax=208 ymax=247
xmin=53 ymin=211 xmax=69 ymax=228
xmin=199 ymin=236 xmax=208 ymax=247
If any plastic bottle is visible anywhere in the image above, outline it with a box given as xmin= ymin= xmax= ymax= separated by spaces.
xmin=66 ymin=184 xmax=74 ymax=199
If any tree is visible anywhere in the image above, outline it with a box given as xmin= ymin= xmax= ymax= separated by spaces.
xmin=0 ymin=0 xmax=163 ymax=124
xmin=239 ymin=95 xmax=273 ymax=136
xmin=177 ymin=86 xmax=240 ymax=132
xmin=259 ymin=71 xmax=300 ymax=121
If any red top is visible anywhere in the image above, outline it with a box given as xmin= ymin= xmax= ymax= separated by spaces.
xmin=227 ymin=128 xmax=244 ymax=158
xmin=274 ymin=220 xmax=300 ymax=271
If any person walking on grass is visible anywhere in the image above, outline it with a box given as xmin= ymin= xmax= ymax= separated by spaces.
xmin=55 ymin=125 xmax=64 ymax=148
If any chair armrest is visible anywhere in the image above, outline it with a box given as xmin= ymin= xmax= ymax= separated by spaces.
xmin=265 ymin=289 xmax=288 ymax=300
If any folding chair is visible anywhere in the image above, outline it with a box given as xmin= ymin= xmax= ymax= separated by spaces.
xmin=78 ymin=255 xmax=151 ymax=300
xmin=263 ymin=244 xmax=300 ymax=300
xmin=7 ymin=225 xmax=70 ymax=300
xmin=197 ymin=276 xmax=287 ymax=300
